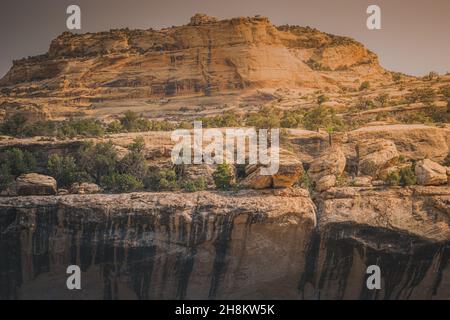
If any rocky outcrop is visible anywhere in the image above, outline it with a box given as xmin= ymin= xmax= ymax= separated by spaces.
xmin=0 ymin=14 xmax=390 ymax=120
xmin=347 ymin=125 xmax=450 ymax=163
xmin=0 ymin=190 xmax=316 ymax=300
xmin=1 ymin=187 xmax=449 ymax=300
xmin=315 ymin=175 xmax=336 ymax=192
xmin=300 ymin=186 xmax=450 ymax=300
xmin=15 ymin=173 xmax=57 ymax=196
xmin=241 ymin=149 xmax=303 ymax=189
xmin=415 ymin=159 xmax=448 ymax=186
xmin=357 ymin=139 xmax=399 ymax=177
xmin=307 ymin=145 xmax=346 ymax=182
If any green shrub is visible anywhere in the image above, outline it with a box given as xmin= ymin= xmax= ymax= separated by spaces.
xmin=47 ymin=154 xmax=83 ymax=187
xmin=0 ymin=114 xmax=28 ymax=137
xmin=199 ymin=111 xmax=242 ymax=128
xmin=106 ymin=121 xmax=124 ymax=134
xmin=0 ymin=148 xmax=37 ymax=190
xmin=302 ymin=105 xmax=344 ymax=132
xmin=406 ymin=88 xmax=436 ymax=104
xmin=1 ymin=148 xmax=37 ymax=176
xmin=59 ymin=118 xmax=105 ymax=137
xmin=77 ymin=141 xmax=118 ymax=183
xmin=399 ymin=167 xmax=416 ymax=186
xmin=385 ymin=171 xmax=400 ymax=186
xmin=144 ymin=168 xmax=179 ymax=191
xmin=298 ymin=171 xmax=315 ymax=194
xmin=101 ymin=173 xmax=143 ymax=192
xmin=213 ymin=163 xmax=234 ymax=190
xmin=118 ymin=137 xmax=148 ymax=178
xmin=183 ymin=178 xmax=206 ymax=192
xmin=0 ymin=163 xmax=14 ymax=191
xmin=245 ymin=107 xmax=281 ymax=130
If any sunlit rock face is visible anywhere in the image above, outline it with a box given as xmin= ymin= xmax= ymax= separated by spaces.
xmin=1 ymin=186 xmax=449 ymax=300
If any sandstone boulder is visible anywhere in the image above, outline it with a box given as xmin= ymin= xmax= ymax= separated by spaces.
xmin=415 ymin=159 xmax=447 ymax=186
xmin=70 ymin=182 xmax=102 ymax=194
xmin=16 ymin=173 xmax=57 ymax=196
xmin=307 ymin=145 xmax=346 ymax=182
xmin=357 ymin=139 xmax=399 ymax=177
xmin=240 ymin=149 xmax=303 ymax=189
xmin=316 ymin=175 xmax=336 ymax=192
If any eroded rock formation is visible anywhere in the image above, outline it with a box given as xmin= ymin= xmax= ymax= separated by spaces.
xmin=1 ymin=186 xmax=449 ymax=300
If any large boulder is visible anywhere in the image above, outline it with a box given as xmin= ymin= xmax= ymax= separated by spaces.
xmin=307 ymin=145 xmax=346 ymax=182
xmin=316 ymin=175 xmax=336 ymax=192
xmin=16 ymin=173 xmax=57 ymax=196
xmin=240 ymin=148 xmax=303 ymax=189
xmin=415 ymin=159 xmax=447 ymax=186
xmin=357 ymin=139 xmax=399 ymax=177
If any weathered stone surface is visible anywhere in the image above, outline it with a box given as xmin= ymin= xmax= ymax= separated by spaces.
xmin=348 ymin=125 xmax=450 ymax=163
xmin=241 ymin=149 xmax=303 ymax=189
xmin=415 ymin=159 xmax=447 ymax=186
xmin=315 ymin=175 xmax=336 ymax=192
xmin=351 ymin=175 xmax=372 ymax=187
xmin=0 ymin=14 xmax=389 ymax=120
xmin=307 ymin=145 xmax=346 ymax=182
xmin=70 ymin=182 xmax=102 ymax=194
xmin=357 ymin=139 xmax=399 ymax=177
xmin=15 ymin=173 xmax=57 ymax=196
xmin=0 ymin=190 xmax=316 ymax=300
xmin=299 ymin=186 xmax=450 ymax=300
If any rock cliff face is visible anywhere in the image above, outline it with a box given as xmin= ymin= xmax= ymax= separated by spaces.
xmin=1 ymin=187 xmax=449 ymax=300
xmin=0 ymin=190 xmax=316 ymax=299
xmin=0 ymin=14 xmax=388 ymax=120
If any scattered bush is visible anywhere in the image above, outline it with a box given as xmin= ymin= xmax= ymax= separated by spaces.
xmin=385 ymin=171 xmax=400 ymax=186
xmin=101 ymin=173 xmax=143 ymax=192
xmin=213 ymin=163 xmax=234 ymax=190
xmin=375 ymin=94 xmax=389 ymax=107
xmin=359 ymin=81 xmax=370 ymax=91
xmin=406 ymin=88 xmax=436 ymax=104
xmin=298 ymin=171 xmax=315 ymax=194
xmin=144 ymin=168 xmax=179 ymax=191
xmin=182 ymin=178 xmax=206 ymax=192
xmin=77 ymin=141 xmax=118 ymax=184
xmin=399 ymin=167 xmax=416 ymax=186
xmin=47 ymin=154 xmax=83 ymax=187
xmin=0 ymin=148 xmax=37 ymax=190
xmin=118 ymin=137 xmax=148 ymax=178
xmin=317 ymin=94 xmax=329 ymax=105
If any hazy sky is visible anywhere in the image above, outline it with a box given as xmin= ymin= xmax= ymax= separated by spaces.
xmin=0 ymin=0 xmax=449 ymax=77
